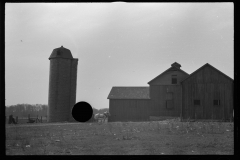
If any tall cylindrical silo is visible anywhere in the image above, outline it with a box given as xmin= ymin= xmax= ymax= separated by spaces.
xmin=48 ymin=46 xmax=78 ymax=122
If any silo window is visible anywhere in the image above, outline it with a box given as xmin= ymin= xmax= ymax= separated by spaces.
xmin=213 ymin=100 xmax=220 ymax=105
xmin=172 ymin=75 xmax=177 ymax=84
xmin=194 ymin=100 xmax=200 ymax=105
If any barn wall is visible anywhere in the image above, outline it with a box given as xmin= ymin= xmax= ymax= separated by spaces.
xmin=226 ymin=83 xmax=234 ymax=120
xmin=150 ymin=70 xmax=188 ymax=85
xmin=182 ymin=66 xmax=233 ymax=120
xmin=109 ymin=99 xmax=150 ymax=122
xmin=149 ymin=85 xmax=182 ymax=117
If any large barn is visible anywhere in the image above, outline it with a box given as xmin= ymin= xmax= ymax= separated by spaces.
xmin=181 ymin=63 xmax=234 ymax=121
xmin=107 ymin=62 xmax=233 ymax=122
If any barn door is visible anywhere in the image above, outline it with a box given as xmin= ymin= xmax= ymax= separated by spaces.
xmin=194 ymin=99 xmax=203 ymax=119
xmin=166 ymin=92 xmax=174 ymax=109
xmin=166 ymin=101 xmax=174 ymax=109
xmin=212 ymin=84 xmax=222 ymax=120
xmin=194 ymin=84 xmax=203 ymax=119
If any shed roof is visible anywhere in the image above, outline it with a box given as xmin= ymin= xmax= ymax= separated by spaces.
xmin=148 ymin=64 xmax=189 ymax=84
xmin=180 ymin=63 xmax=233 ymax=83
xmin=49 ymin=46 xmax=73 ymax=59
xmin=107 ymin=87 xmax=150 ymax=99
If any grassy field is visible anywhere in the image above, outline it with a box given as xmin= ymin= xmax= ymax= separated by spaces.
xmin=5 ymin=119 xmax=234 ymax=155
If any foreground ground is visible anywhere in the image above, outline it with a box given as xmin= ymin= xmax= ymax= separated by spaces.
xmin=6 ymin=120 xmax=234 ymax=155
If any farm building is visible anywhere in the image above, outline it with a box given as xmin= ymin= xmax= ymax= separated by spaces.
xmin=107 ymin=87 xmax=151 ymax=122
xmin=147 ymin=62 xmax=189 ymax=118
xmin=181 ymin=63 xmax=234 ymax=121
xmin=108 ymin=62 xmax=233 ymax=122
xmin=108 ymin=62 xmax=189 ymax=122
xmin=48 ymin=46 xmax=78 ymax=122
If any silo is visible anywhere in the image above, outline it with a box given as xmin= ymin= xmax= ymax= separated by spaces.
xmin=48 ymin=46 xmax=78 ymax=122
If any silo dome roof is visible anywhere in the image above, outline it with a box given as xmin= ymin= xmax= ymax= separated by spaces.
xmin=49 ymin=46 xmax=73 ymax=59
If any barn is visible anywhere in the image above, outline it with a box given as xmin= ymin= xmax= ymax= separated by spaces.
xmin=147 ymin=62 xmax=189 ymax=118
xmin=181 ymin=63 xmax=234 ymax=121
xmin=107 ymin=62 xmax=189 ymax=122
xmin=108 ymin=62 xmax=233 ymax=122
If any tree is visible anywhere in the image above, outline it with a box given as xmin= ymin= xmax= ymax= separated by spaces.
xmin=6 ymin=104 xmax=48 ymax=118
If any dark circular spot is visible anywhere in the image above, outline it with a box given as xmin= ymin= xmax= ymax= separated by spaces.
xmin=72 ymin=101 xmax=93 ymax=122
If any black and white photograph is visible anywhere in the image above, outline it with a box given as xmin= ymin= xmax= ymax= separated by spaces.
xmin=5 ymin=2 xmax=233 ymax=155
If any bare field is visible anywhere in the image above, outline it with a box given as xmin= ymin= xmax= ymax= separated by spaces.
xmin=5 ymin=120 xmax=234 ymax=155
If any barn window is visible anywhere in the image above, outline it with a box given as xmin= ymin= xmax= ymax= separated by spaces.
xmin=213 ymin=100 xmax=220 ymax=105
xmin=172 ymin=75 xmax=177 ymax=84
xmin=194 ymin=100 xmax=200 ymax=105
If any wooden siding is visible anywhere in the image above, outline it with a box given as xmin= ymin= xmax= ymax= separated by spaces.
xmin=182 ymin=65 xmax=233 ymax=120
xmin=182 ymin=83 xmax=233 ymax=120
xmin=149 ymin=70 xmax=188 ymax=85
xmin=109 ymin=99 xmax=150 ymax=122
xmin=149 ymin=85 xmax=182 ymax=117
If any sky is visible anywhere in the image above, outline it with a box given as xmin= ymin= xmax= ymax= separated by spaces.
xmin=5 ymin=2 xmax=233 ymax=109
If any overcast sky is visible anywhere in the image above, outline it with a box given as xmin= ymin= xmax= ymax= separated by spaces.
xmin=5 ymin=2 xmax=233 ymax=109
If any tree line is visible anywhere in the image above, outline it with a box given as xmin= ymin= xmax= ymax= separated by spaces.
xmin=5 ymin=104 xmax=109 ymax=118
xmin=5 ymin=104 xmax=48 ymax=118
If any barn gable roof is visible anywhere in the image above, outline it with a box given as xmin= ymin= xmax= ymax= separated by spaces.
xmin=180 ymin=63 xmax=233 ymax=83
xmin=148 ymin=63 xmax=189 ymax=84
xmin=107 ymin=87 xmax=150 ymax=99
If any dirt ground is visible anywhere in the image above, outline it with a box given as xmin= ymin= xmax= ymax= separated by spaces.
xmin=5 ymin=120 xmax=234 ymax=155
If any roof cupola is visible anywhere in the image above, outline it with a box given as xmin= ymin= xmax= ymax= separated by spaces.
xmin=171 ymin=62 xmax=181 ymax=69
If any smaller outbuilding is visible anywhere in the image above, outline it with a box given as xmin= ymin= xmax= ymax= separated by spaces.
xmin=108 ymin=87 xmax=150 ymax=122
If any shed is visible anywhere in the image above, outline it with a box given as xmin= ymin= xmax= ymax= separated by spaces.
xmin=107 ymin=87 xmax=150 ymax=122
